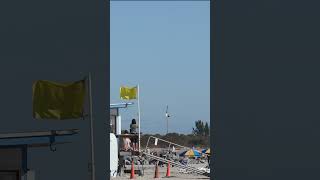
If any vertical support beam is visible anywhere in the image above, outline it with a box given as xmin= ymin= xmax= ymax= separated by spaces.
xmin=21 ymin=145 xmax=28 ymax=175
xmin=137 ymin=85 xmax=141 ymax=151
xmin=88 ymin=73 xmax=96 ymax=180
xmin=94 ymin=0 xmax=109 ymax=178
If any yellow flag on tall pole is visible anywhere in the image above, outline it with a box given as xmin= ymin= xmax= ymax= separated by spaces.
xmin=32 ymin=80 xmax=86 ymax=120
xmin=120 ymin=85 xmax=141 ymax=151
xmin=120 ymin=86 xmax=137 ymax=100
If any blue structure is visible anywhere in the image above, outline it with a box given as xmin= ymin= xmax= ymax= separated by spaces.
xmin=0 ymin=129 xmax=79 ymax=179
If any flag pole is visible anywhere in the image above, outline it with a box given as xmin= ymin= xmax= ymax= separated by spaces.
xmin=166 ymin=105 xmax=169 ymax=134
xmin=88 ymin=73 xmax=96 ymax=180
xmin=137 ymin=84 xmax=141 ymax=152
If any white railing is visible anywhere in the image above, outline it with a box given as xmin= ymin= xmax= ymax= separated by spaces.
xmin=142 ymin=152 xmax=209 ymax=176
xmin=145 ymin=136 xmax=191 ymax=152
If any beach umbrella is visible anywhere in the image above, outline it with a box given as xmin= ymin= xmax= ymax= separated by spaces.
xmin=179 ymin=150 xmax=187 ymax=156
xmin=197 ymin=148 xmax=203 ymax=153
xmin=202 ymin=149 xmax=207 ymax=153
xmin=179 ymin=149 xmax=201 ymax=157
xmin=205 ymin=148 xmax=210 ymax=154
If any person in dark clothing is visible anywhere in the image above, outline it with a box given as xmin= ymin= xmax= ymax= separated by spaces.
xmin=130 ymin=119 xmax=139 ymax=151
xmin=130 ymin=119 xmax=138 ymax=133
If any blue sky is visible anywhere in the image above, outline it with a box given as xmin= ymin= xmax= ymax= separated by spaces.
xmin=111 ymin=1 xmax=210 ymax=134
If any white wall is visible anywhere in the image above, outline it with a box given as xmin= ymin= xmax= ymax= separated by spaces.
xmin=0 ymin=0 xmax=109 ymax=179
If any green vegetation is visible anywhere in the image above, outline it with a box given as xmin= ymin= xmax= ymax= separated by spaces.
xmin=193 ymin=120 xmax=210 ymax=136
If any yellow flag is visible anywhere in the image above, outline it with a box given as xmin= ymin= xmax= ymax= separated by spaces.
xmin=120 ymin=86 xmax=137 ymax=100
xmin=32 ymin=80 xmax=86 ymax=120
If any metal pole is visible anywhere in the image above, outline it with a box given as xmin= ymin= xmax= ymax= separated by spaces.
xmin=166 ymin=105 xmax=169 ymax=134
xmin=137 ymin=85 xmax=141 ymax=151
xmin=166 ymin=116 xmax=168 ymax=134
xmin=146 ymin=136 xmax=151 ymax=150
xmin=88 ymin=73 xmax=96 ymax=180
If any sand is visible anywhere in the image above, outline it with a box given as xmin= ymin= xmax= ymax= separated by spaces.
xmin=111 ymin=164 xmax=210 ymax=180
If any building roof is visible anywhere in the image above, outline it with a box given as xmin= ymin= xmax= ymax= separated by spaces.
xmin=0 ymin=129 xmax=78 ymax=139
xmin=0 ymin=129 xmax=79 ymax=148
xmin=110 ymin=102 xmax=134 ymax=109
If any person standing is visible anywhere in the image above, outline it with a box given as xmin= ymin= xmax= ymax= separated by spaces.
xmin=130 ymin=119 xmax=139 ymax=151
xmin=172 ymin=146 xmax=176 ymax=156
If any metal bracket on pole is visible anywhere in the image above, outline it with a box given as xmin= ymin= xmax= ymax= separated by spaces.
xmin=49 ymin=131 xmax=57 ymax=152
